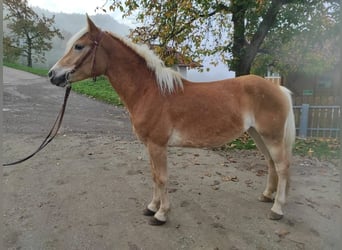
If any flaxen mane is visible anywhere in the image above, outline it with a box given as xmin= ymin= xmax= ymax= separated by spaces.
xmin=107 ymin=32 xmax=183 ymax=94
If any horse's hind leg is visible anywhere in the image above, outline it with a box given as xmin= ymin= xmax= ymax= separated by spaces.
xmin=144 ymin=142 xmax=170 ymax=225
xmin=264 ymin=141 xmax=290 ymax=220
xmin=248 ymin=128 xmax=278 ymax=202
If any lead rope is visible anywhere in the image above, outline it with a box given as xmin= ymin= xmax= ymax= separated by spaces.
xmin=3 ymin=84 xmax=72 ymax=166
xmin=3 ymin=32 xmax=105 ymax=167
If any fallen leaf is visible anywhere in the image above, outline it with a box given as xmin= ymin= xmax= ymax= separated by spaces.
xmin=221 ymin=176 xmax=231 ymax=182
xmin=256 ymin=169 xmax=267 ymax=176
xmin=168 ymin=188 xmax=178 ymax=193
xmin=275 ymin=228 xmax=290 ymax=238
xmin=231 ymin=176 xmax=239 ymax=182
xmin=204 ymin=172 xmax=212 ymax=177
xmin=245 ymin=179 xmax=253 ymax=186
xmin=221 ymin=175 xmax=239 ymax=182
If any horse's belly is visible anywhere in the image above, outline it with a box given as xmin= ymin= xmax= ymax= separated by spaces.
xmin=167 ymin=128 xmax=242 ymax=148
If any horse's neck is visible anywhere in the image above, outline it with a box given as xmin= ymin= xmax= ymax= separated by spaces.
xmin=104 ymin=39 xmax=157 ymax=111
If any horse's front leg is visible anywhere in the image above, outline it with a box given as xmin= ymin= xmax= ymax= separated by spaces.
xmin=143 ymin=142 xmax=170 ymax=225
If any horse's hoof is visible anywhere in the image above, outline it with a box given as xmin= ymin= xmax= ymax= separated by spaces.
xmin=258 ymin=194 xmax=274 ymax=203
xmin=143 ymin=208 xmax=156 ymax=217
xmin=148 ymin=217 xmax=166 ymax=226
xmin=268 ymin=210 xmax=283 ymax=220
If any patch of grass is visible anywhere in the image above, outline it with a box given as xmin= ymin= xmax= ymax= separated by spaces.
xmin=221 ymin=133 xmax=340 ymax=160
xmin=294 ymin=138 xmax=340 ymax=160
xmin=72 ymin=77 xmax=123 ymax=106
xmin=222 ymin=133 xmax=257 ymax=150
xmin=4 ymin=62 xmax=49 ymax=77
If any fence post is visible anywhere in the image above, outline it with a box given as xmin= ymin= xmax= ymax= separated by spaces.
xmin=299 ymin=104 xmax=309 ymax=138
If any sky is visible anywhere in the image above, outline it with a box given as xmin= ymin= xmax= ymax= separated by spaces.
xmin=28 ymin=0 xmax=235 ymax=81
xmin=28 ymin=0 xmax=136 ymax=26
xmin=29 ymin=0 xmax=102 ymax=14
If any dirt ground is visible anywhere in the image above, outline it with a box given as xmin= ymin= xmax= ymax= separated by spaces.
xmin=3 ymin=67 xmax=341 ymax=249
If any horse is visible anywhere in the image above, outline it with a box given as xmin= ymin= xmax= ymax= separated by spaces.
xmin=49 ymin=15 xmax=296 ymax=226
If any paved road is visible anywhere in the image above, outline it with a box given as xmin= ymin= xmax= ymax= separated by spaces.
xmin=3 ymin=66 xmax=134 ymax=138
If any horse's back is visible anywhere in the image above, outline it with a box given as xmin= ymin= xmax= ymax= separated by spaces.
xmin=182 ymin=74 xmax=288 ymax=112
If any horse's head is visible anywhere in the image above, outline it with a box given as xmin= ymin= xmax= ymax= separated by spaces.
xmin=49 ymin=15 xmax=107 ymax=87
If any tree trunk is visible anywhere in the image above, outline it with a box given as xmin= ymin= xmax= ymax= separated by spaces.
xmin=27 ymin=51 xmax=32 ymax=67
xmin=27 ymin=38 xmax=32 ymax=67
xmin=231 ymin=1 xmax=248 ymax=77
xmin=231 ymin=0 xmax=285 ymax=77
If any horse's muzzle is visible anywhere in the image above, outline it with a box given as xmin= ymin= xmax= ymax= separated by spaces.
xmin=48 ymin=69 xmax=68 ymax=87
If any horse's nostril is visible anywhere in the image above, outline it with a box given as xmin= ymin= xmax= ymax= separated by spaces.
xmin=48 ymin=70 xmax=55 ymax=78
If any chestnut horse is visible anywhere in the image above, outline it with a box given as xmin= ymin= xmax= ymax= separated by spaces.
xmin=49 ymin=16 xmax=295 ymax=225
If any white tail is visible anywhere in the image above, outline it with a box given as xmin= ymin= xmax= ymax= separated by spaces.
xmin=280 ymin=86 xmax=296 ymax=158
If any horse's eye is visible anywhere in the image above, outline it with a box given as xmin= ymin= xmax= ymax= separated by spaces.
xmin=74 ymin=44 xmax=84 ymax=50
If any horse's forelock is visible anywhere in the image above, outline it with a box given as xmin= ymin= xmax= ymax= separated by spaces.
xmin=65 ymin=27 xmax=88 ymax=54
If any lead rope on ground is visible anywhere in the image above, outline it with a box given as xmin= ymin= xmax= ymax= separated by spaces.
xmin=3 ymin=84 xmax=72 ymax=167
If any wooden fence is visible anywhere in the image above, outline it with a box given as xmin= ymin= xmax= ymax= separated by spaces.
xmin=293 ymin=104 xmax=341 ymax=139
xmin=293 ymin=95 xmax=339 ymax=106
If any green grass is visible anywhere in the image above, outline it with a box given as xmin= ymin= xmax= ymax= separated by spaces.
xmin=4 ymin=62 xmax=49 ymax=76
xmin=294 ymin=138 xmax=340 ymax=160
xmin=4 ymin=62 xmax=123 ymax=106
xmin=72 ymin=77 xmax=123 ymax=106
xmin=222 ymin=134 xmax=340 ymax=160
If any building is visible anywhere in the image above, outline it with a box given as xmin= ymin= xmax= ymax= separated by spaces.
xmin=284 ymin=66 xmax=340 ymax=105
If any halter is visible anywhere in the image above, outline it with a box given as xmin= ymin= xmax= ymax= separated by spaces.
xmin=68 ymin=30 xmax=105 ymax=82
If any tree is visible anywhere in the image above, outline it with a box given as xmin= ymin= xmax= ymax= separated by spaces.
xmin=4 ymin=0 xmax=63 ymax=67
xmin=252 ymin=0 xmax=340 ymax=76
xmin=3 ymin=36 xmax=22 ymax=63
xmin=106 ymin=0 xmax=339 ymax=76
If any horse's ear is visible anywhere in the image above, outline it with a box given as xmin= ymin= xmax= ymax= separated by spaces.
xmin=86 ymin=14 xmax=99 ymax=34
